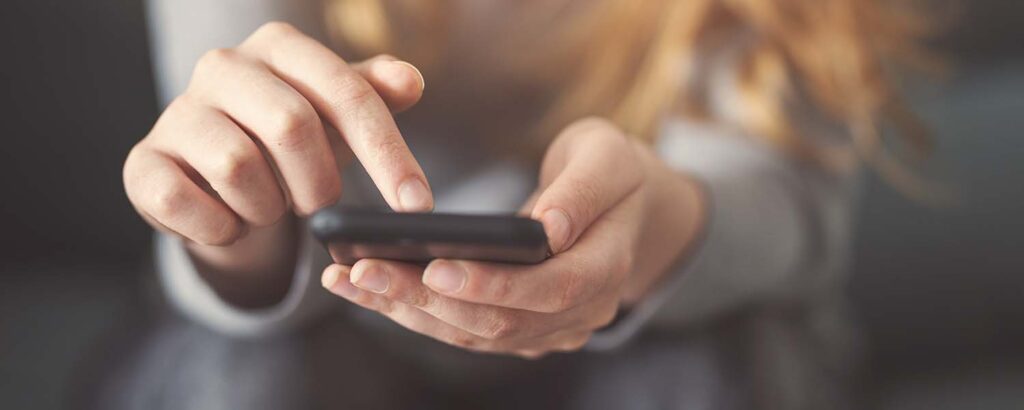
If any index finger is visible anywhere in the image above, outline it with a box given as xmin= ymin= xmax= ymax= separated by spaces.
xmin=240 ymin=22 xmax=433 ymax=212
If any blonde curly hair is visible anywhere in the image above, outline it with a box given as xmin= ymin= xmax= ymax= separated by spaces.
xmin=326 ymin=0 xmax=941 ymax=193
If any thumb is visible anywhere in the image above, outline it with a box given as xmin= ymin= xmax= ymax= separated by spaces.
xmin=530 ymin=119 xmax=642 ymax=254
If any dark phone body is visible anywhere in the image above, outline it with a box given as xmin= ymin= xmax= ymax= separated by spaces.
xmin=310 ymin=207 xmax=550 ymax=265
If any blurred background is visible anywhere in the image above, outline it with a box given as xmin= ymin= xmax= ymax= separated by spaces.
xmin=0 ymin=0 xmax=1021 ymax=409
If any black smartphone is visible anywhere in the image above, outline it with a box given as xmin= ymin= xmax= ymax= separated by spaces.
xmin=309 ymin=207 xmax=550 ymax=265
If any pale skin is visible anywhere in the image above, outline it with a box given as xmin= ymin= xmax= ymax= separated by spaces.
xmin=123 ymin=22 xmax=705 ymax=357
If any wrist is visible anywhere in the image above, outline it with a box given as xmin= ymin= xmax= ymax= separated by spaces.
xmin=185 ymin=214 xmax=299 ymax=308
xmin=621 ymin=143 xmax=707 ymax=305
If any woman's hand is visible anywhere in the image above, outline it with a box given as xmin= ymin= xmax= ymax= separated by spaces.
xmin=321 ymin=118 xmax=705 ymax=357
xmin=123 ymin=22 xmax=432 ymax=306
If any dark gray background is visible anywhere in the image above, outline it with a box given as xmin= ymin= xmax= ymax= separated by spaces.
xmin=1 ymin=1 xmax=1022 ymax=408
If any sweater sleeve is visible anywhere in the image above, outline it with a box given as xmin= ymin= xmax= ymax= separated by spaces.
xmin=146 ymin=0 xmax=328 ymax=102
xmin=155 ymin=227 xmax=337 ymax=337
xmin=588 ymin=119 xmax=856 ymax=350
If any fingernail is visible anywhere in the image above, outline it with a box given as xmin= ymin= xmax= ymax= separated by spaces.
xmin=322 ymin=267 xmax=359 ymax=298
xmin=541 ymin=208 xmax=571 ymax=254
xmin=391 ymin=61 xmax=425 ymax=91
xmin=423 ymin=261 xmax=466 ymax=294
xmin=351 ymin=264 xmax=390 ymax=294
xmin=321 ymin=266 xmax=340 ymax=288
xmin=398 ymin=179 xmax=432 ymax=212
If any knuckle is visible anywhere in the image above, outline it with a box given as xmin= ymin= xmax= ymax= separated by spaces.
xmin=482 ymin=314 xmax=520 ymax=340
xmin=122 ymin=145 xmax=145 ymax=184
xmin=371 ymin=137 xmax=406 ymax=162
xmin=194 ymin=48 xmax=239 ymax=78
xmin=364 ymin=136 xmax=412 ymax=175
xmin=333 ymin=76 xmax=377 ymax=109
xmin=264 ymin=105 xmax=317 ymax=149
xmin=555 ymin=265 xmax=587 ymax=312
xmin=373 ymin=298 xmax=396 ymax=315
xmin=209 ymin=148 xmax=259 ymax=186
xmin=253 ymin=21 xmax=298 ymax=42
xmin=146 ymin=181 xmax=191 ymax=220
xmin=490 ymin=274 xmax=515 ymax=305
xmin=123 ymin=146 xmax=155 ymax=207
xmin=405 ymin=289 xmax=433 ymax=308
xmin=160 ymin=96 xmax=205 ymax=131
xmin=162 ymin=95 xmax=195 ymax=118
